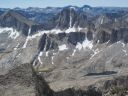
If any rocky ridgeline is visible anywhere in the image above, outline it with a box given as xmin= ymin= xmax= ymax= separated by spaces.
xmin=0 ymin=5 xmax=128 ymax=96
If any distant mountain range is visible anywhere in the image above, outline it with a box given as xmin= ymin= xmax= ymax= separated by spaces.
xmin=0 ymin=5 xmax=128 ymax=24
xmin=0 ymin=5 xmax=128 ymax=33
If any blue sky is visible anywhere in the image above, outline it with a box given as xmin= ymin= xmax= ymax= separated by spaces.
xmin=0 ymin=0 xmax=128 ymax=8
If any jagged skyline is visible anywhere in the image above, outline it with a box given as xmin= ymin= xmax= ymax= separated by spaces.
xmin=0 ymin=0 xmax=128 ymax=8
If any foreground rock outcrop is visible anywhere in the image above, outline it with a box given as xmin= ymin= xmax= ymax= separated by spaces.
xmin=0 ymin=63 xmax=127 ymax=96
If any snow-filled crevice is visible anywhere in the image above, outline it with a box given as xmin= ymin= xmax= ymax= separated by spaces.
xmin=37 ymin=36 xmax=48 ymax=65
xmin=38 ymin=52 xmax=43 ymax=65
xmin=72 ymin=49 xmax=76 ymax=56
xmin=100 ymin=16 xmax=104 ymax=24
xmin=22 ymin=27 xmax=31 ymax=48
xmin=51 ymin=56 xmax=54 ymax=65
xmin=69 ymin=7 xmax=72 ymax=28
xmin=51 ymin=53 xmax=57 ymax=65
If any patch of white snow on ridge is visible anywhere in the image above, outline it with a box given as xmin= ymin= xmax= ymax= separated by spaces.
xmin=90 ymin=48 xmax=100 ymax=60
xmin=46 ymin=51 xmax=49 ymax=57
xmin=22 ymin=28 xmax=31 ymax=48
xmin=121 ymin=42 xmax=125 ymax=47
xmin=8 ymin=29 xmax=19 ymax=39
xmin=51 ymin=52 xmax=57 ymax=65
xmin=116 ymin=41 xmax=126 ymax=47
xmin=69 ymin=6 xmax=77 ymax=10
xmin=76 ymin=43 xmax=83 ymax=50
xmin=38 ymin=51 xmax=43 ymax=64
xmin=69 ymin=7 xmax=72 ymax=28
xmin=59 ymin=44 xmax=68 ymax=51
xmin=122 ymin=49 xmax=128 ymax=56
xmin=0 ymin=27 xmax=12 ymax=34
xmin=72 ymin=49 xmax=76 ymax=56
xmin=76 ymin=38 xmax=93 ymax=50
xmin=29 ymin=27 xmax=87 ymax=39
xmin=100 ymin=16 xmax=104 ymax=24
xmin=14 ymin=43 xmax=20 ymax=50
xmin=0 ymin=27 xmax=19 ymax=39
xmin=39 ymin=51 xmax=43 ymax=57
xmin=51 ymin=56 xmax=54 ymax=65
xmin=33 ymin=60 xmax=36 ymax=66
xmin=82 ymin=38 xmax=93 ymax=49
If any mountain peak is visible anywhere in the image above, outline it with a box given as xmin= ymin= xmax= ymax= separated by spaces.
xmin=0 ymin=10 xmax=36 ymax=26
xmin=0 ymin=10 xmax=40 ymax=35
xmin=82 ymin=5 xmax=92 ymax=8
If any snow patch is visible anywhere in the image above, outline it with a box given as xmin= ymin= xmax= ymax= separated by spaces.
xmin=51 ymin=52 xmax=57 ymax=65
xmin=106 ymin=40 xmax=110 ymax=44
xmin=51 ymin=56 xmax=54 ymax=65
xmin=121 ymin=42 xmax=125 ymax=47
xmin=100 ymin=16 xmax=104 ymax=24
xmin=0 ymin=27 xmax=87 ymax=40
xmin=82 ymin=38 xmax=93 ymax=49
xmin=72 ymin=49 xmax=76 ymax=56
xmin=0 ymin=27 xmax=19 ymax=39
xmin=46 ymin=51 xmax=49 ymax=57
xmin=22 ymin=28 xmax=31 ymax=48
xmin=69 ymin=6 xmax=77 ymax=10
xmin=76 ymin=42 xmax=83 ymax=50
xmin=33 ymin=60 xmax=36 ymax=66
xmin=8 ymin=29 xmax=19 ymax=39
xmin=76 ymin=38 xmax=93 ymax=50
xmin=69 ymin=7 xmax=72 ymax=28
xmin=59 ymin=44 xmax=68 ymax=51
xmin=38 ymin=51 xmax=43 ymax=64
xmin=29 ymin=27 xmax=87 ymax=39
xmin=17 ymin=53 xmax=21 ymax=57
xmin=90 ymin=49 xmax=100 ymax=60
xmin=14 ymin=43 xmax=20 ymax=50
xmin=122 ymin=49 xmax=128 ymax=56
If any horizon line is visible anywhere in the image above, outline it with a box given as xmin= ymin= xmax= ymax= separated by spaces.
xmin=0 ymin=4 xmax=128 ymax=9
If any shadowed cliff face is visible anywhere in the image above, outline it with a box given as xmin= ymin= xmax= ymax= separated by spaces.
xmin=67 ymin=32 xmax=86 ymax=45
xmin=38 ymin=32 xmax=87 ymax=52
xmin=55 ymin=7 xmax=89 ymax=29
xmin=94 ymin=28 xmax=128 ymax=44
xmin=56 ymin=7 xmax=78 ymax=29
xmin=38 ymin=33 xmax=58 ymax=51
xmin=0 ymin=10 xmax=43 ymax=36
